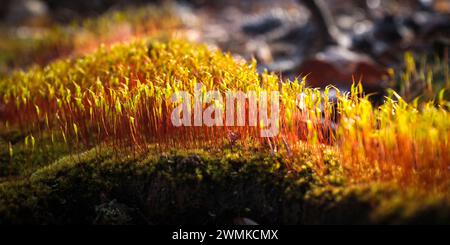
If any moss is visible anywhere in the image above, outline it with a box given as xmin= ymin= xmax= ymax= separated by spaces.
xmin=0 ymin=147 xmax=449 ymax=225
xmin=0 ymin=148 xmax=317 ymax=224
xmin=0 ymin=130 xmax=70 ymax=179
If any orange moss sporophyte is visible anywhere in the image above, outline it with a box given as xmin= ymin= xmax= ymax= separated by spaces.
xmin=0 ymin=39 xmax=449 ymax=196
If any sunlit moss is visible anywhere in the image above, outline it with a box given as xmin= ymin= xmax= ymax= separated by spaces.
xmin=0 ymin=38 xmax=449 ymax=201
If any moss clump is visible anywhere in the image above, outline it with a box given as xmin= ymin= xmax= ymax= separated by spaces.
xmin=0 ymin=147 xmax=449 ymax=225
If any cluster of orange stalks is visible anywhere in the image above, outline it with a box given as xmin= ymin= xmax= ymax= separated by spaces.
xmin=0 ymin=40 xmax=449 ymax=194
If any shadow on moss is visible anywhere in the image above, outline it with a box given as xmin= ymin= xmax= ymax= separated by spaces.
xmin=0 ymin=148 xmax=449 ymax=224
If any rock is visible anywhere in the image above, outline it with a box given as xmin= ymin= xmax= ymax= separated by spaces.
xmin=298 ymin=46 xmax=387 ymax=93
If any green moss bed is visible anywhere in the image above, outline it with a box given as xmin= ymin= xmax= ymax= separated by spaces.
xmin=1 ymin=130 xmax=449 ymax=225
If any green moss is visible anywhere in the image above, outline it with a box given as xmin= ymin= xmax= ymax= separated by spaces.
xmin=0 ymin=143 xmax=69 ymax=179
xmin=0 ymin=130 xmax=70 ymax=179
xmin=0 ymin=147 xmax=448 ymax=225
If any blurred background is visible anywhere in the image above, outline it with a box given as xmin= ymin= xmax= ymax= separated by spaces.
xmin=1 ymin=0 xmax=449 ymax=101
